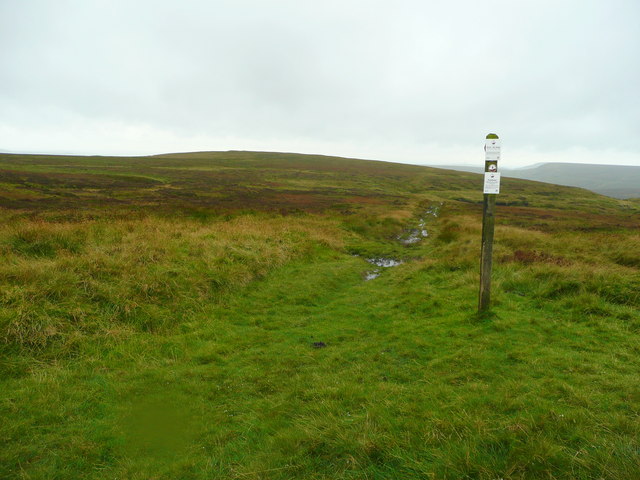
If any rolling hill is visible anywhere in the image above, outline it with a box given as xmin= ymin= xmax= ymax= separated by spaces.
xmin=1 ymin=151 xmax=639 ymax=479
xmin=430 ymin=162 xmax=640 ymax=199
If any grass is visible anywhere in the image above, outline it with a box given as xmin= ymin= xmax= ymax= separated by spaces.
xmin=0 ymin=151 xmax=639 ymax=479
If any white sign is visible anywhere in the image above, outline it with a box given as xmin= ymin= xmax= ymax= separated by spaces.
xmin=485 ymin=138 xmax=501 ymax=152
xmin=483 ymin=172 xmax=501 ymax=194
xmin=485 ymin=138 xmax=501 ymax=161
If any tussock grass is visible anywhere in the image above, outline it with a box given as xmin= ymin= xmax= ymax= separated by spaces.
xmin=0 ymin=214 xmax=345 ymax=352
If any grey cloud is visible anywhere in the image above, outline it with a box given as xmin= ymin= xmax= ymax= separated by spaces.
xmin=1 ymin=0 xmax=639 ymax=165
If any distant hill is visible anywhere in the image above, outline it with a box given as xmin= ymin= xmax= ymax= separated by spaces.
xmin=429 ymin=163 xmax=640 ymax=199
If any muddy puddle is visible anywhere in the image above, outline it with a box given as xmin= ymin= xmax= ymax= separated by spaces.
xmin=363 ymin=203 xmax=442 ymax=280
xmin=367 ymin=258 xmax=404 ymax=268
xmin=396 ymin=203 xmax=441 ymax=246
xmin=398 ymin=225 xmax=428 ymax=245
xmin=358 ymin=257 xmax=404 ymax=281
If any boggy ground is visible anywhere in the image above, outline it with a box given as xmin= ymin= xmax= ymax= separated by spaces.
xmin=0 ymin=151 xmax=639 ymax=479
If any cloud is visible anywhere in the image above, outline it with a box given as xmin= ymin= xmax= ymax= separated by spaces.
xmin=1 ymin=0 xmax=639 ymax=167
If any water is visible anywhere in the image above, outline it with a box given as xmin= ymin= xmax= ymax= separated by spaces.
xmin=364 ymin=258 xmax=403 ymax=280
xmin=426 ymin=202 xmax=443 ymax=217
xmin=365 ymin=270 xmax=381 ymax=281
xmin=362 ymin=203 xmax=442 ymax=280
xmin=398 ymin=225 xmax=428 ymax=245
xmin=396 ymin=203 xmax=441 ymax=245
xmin=366 ymin=258 xmax=404 ymax=268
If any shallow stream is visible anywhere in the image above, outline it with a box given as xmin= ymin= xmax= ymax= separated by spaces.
xmin=363 ymin=203 xmax=441 ymax=280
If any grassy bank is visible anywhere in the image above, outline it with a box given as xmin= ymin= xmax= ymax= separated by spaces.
xmin=1 ymin=151 xmax=639 ymax=479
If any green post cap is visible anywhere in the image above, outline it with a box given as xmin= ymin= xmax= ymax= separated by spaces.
xmin=486 ymin=133 xmax=499 ymax=139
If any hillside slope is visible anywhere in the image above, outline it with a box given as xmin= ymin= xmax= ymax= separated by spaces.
xmin=431 ymin=162 xmax=640 ymax=199
xmin=1 ymin=151 xmax=639 ymax=479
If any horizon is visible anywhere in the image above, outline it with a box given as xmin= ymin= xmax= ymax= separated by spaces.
xmin=2 ymin=1 xmax=639 ymax=169
xmin=1 ymin=147 xmax=639 ymax=170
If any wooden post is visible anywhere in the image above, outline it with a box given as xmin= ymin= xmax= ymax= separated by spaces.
xmin=479 ymin=133 xmax=501 ymax=312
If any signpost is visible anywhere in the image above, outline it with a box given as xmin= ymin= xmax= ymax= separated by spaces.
xmin=479 ymin=133 xmax=501 ymax=312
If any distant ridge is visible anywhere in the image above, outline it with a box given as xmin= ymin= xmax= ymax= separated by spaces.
xmin=429 ymin=163 xmax=640 ymax=199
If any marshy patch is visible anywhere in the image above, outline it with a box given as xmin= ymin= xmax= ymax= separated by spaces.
xmin=397 ymin=226 xmax=428 ymax=245
xmin=366 ymin=258 xmax=404 ymax=268
xmin=365 ymin=270 xmax=381 ymax=281
xmin=362 ymin=205 xmax=440 ymax=278
xmin=363 ymin=257 xmax=404 ymax=281
xmin=396 ymin=204 xmax=440 ymax=245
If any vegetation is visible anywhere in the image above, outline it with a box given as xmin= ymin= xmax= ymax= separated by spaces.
xmin=1 ymin=151 xmax=639 ymax=479
xmin=430 ymin=163 xmax=640 ymax=200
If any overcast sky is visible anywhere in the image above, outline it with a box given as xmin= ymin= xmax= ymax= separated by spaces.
xmin=1 ymin=0 xmax=639 ymax=167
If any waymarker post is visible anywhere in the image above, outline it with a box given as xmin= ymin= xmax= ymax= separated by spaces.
xmin=479 ymin=133 xmax=501 ymax=312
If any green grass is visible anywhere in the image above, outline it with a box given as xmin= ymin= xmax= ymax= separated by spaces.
xmin=1 ymin=151 xmax=639 ymax=479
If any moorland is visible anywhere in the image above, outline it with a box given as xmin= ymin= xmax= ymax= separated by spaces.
xmin=1 ymin=150 xmax=639 ymax=479
xmin=433 ymin=162 xmax=640 ymax=199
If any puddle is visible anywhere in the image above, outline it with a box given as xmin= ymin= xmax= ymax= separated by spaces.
xmin=396 ymin=203 xmax=442 ymax=245
xmin=364 ymin=258 xmax=403 ymax=280
xmin=366 ymin=258 xmax=404 ymax=268
xmin=362 ymin=203 xmax=442 ymax=280
xmin=398 ymin=226 xmax=428 ymax=245
xmin=426 ymin=202 xmax=443 ymax=217
xmin=365 ymin=270 xmax=381 ymax=281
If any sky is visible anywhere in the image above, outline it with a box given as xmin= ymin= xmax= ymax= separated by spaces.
xmin=1 ymin=0 xmax=639 ymax=168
